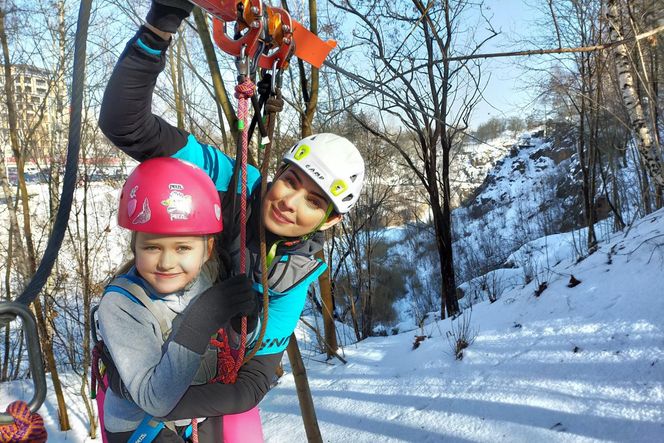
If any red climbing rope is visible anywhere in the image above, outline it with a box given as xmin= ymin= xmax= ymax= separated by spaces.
xmin=235 ymin=78 xmax=253 ymax=277
xmin=209 ymin=329 xmax=238 ymax=383
xmin=190 ymin=417 xmax=199 ymax=442
xmin=193 ymin=79 xmax=255 ymax=443
xmin=233 ymin=77 xmax=254 ymax=375
xmin=0 ymin=401 xmax=48 ymax=443
xmin=208 ymin=78 xmax=254 ymax=384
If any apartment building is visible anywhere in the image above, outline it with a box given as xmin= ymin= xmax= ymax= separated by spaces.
xmin=0 ymin=64 xmax=68 ymax=172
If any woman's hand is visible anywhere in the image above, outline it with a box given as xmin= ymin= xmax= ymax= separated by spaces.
xmin=145 ymin=0 xmax=194 ymax=35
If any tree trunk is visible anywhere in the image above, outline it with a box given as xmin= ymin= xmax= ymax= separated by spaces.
xmin=577 ymin=56 xmax=597 ymax=249
xmin=606 ymin=0 xmax=664 ymax=187
xmin=282 ymin=0 xmax=323 ymax=438
xmin=431 ymin=177 xmax=458 ymax=319
xmin=50 ymin=0 xmax=66 ymax=222
xmin=286 ymin=335 xmax=322 ymax=443
xmin=315 ymin=250 xmax=338 ymax=357
xmin=169 ymin=39 xmax=185 ymax=130
xmin=640 ymin=156 xmax=653 ymax=214
xmin=192 ymin=8 xmax=236 ymax=146
xmin=347 ymin=289 xmax=361 ymax=342
xmin=0 ymin=5 xmax=70 ymax=431
xmin=80 ymin=169 xmax=97 ymax=438
xmin=2 ymin=225 xmax=13 ymax=381
xmin=440 ymin=139 xmax=459 ymax=317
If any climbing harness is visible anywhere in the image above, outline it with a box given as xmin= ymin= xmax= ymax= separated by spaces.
xmin=0 ymin=0 xmax=92 ymax=437
xmin=90 ymin=275 xmax=200 ymax=443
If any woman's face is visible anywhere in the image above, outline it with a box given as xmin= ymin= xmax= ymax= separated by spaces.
xmin=261 ymin=166 xmax=341 ymax=238
xmin=134 ymin=232 xmax=213 ymax=294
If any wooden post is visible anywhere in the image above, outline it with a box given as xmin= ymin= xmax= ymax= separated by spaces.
xmin=286 ymin=334 xmax=322 ymax=442
xmin=315 ymin=250 xmax=338 ymax=358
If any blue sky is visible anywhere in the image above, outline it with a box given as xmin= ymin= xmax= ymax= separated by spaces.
xmin=470 ymin=0 xmax=547 ymax=128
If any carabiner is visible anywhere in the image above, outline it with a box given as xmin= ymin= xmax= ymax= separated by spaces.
xmin=236 ymin=45 xmax=250 ymax=80
xmin=270 ymin=59 xmax=279 ymax=94
xmin=0 ymin=303 xmax=47 ymax=425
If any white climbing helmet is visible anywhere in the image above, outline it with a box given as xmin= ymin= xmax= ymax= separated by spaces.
xmin=282 ymin=133 xmax=365 ymax=214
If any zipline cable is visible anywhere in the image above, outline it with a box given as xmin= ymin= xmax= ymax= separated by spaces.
xmin=15 ymin=0 xmax=92 ymax=306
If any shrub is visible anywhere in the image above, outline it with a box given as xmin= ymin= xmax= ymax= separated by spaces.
xmin=446 ymin=310 xmax=478 ymax=360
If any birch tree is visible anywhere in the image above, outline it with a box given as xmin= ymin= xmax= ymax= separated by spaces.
xmin=606 ymin=0 xmax=664 ymax=187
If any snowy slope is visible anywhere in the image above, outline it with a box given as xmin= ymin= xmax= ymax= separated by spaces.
xmin=3 ymin=206 xmax=663 ymax=442
xmin=262 ymin=208 xmax=664 ymax=442
xmin=449 ymin=134 xmax=516 ymax=207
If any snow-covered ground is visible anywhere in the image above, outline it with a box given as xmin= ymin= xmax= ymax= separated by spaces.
xmin=2 ymin=206 xmax=663 ymax=442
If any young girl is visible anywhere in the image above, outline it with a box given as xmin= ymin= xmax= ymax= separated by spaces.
xmin=98 ymin=0 xmax=366 ymax=440
xmin=97 ymin=157 xmax=256 ymax=442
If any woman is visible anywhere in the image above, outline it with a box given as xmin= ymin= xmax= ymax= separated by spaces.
xmin=98 ymin=0 xmax=365 ymax=440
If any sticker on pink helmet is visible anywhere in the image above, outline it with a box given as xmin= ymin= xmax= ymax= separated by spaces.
xmin=127 ymin=199 xmax=137 ymax=218
xmin=132 ymin=198 xmax=151 ymax=225
xmin=161 ymin=189 xmax=193 ymax=221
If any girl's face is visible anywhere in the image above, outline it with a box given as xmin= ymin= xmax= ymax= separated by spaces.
xmin=134 ymin=232 xmax=213 ymax=294
xmin=261 ymin=166 xmax=341 ymax=238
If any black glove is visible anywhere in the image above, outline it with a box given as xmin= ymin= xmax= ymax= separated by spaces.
xmin=230 ymin=297 xmax=261 ymax=334
xmin=146 ymin=0 xmax=194 ymax=34
xmin=174 ymin=275 xmax=257 ymax=354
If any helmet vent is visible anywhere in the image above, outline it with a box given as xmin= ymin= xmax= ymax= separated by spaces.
xmin=350 ymin=174 xmax=358 ymax=182
xmin=342 ymin=194 xmax=354 ymax=202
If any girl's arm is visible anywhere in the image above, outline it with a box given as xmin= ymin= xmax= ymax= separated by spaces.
xmin=97 ymin=292 xmax=205 ymax=418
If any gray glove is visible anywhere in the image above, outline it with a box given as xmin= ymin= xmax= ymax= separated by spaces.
xmin=146 ymin=0 xmax=194 ymax=34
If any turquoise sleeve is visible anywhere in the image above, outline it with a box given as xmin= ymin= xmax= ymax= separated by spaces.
xmin=253 ymin=262 xmax=327 ymax=356
xmin=172 ymin=134 xmax=261 ymax=195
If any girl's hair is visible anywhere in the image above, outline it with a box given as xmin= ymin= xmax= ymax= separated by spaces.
xmin=114 ymin=258 xmax=136 ymax=277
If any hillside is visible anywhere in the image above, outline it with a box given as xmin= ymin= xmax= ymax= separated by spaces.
xmin=5 ymin=203 xmax=663 ymax=443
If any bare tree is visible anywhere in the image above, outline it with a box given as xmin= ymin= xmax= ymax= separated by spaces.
xmin=329 ymin=0 xmax=495 ymax=318
xmin=0 ymin=0 xmax=70 ymax=430
xmin=327 ymin=115 xmax=401 ymax=339
xmin=606 ymin=0 xmax=664 ymax=188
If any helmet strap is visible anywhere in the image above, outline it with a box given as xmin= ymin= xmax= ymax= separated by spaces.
xmin=267 ymin=203 xmax=334 ymax=266
xmin=266 ymin=240 xmax=281 ymax=269
xmin=301 ymin=202 xmax=334 ymax=242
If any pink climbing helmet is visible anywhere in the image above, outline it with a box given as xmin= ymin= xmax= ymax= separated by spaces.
xmin=118 ymin=157 xmax=223 ymax=235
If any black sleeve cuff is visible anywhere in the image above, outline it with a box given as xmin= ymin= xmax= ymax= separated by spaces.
xmin=173 ymin=322 xmax=211 ymax=355
xmin=146 ymin=3 xmax=191 ymax=34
